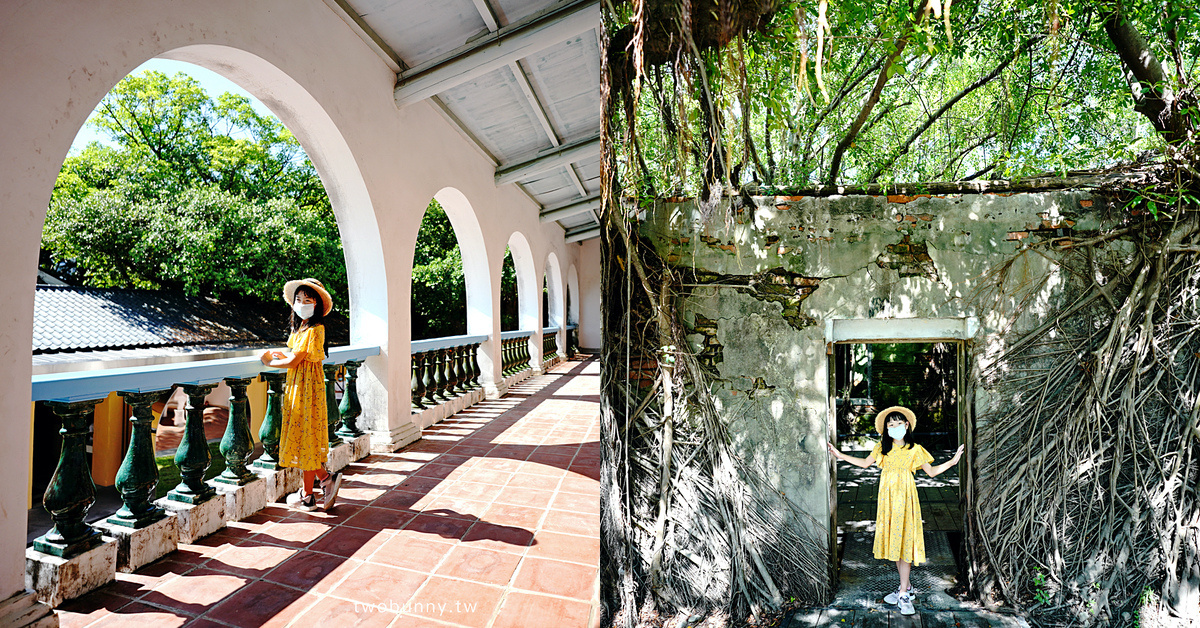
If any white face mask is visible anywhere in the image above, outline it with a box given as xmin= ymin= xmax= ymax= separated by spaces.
xmin=887 ymin=425 xmax=907 ymax=440
xmin=293 ymin=302 xmax=316 ymax=320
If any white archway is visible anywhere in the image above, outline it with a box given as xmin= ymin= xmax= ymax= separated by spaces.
xmin=432 ymin=188 xmax=492 ymax=336
xmin=506 ymin=232 xmax=539 ymax=332
xmin=160 ymin=46 xmax=387 ymax=346
xmin=567 ymin=263 xmax=581 ymax=326
xmin=545 ymin=252 xmax=564 ymax=329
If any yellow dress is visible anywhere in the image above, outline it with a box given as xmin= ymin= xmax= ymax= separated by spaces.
xmin=278 ymin=325 xmax=328 ymax=471
xmin=871 ymin=442 xmax=934 ymax=565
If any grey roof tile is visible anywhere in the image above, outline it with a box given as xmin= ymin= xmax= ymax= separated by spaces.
xmin=33 ymin=286 xmax=349 ymax=354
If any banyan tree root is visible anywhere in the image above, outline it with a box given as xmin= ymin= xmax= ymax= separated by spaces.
xmin=972 ymin=210 xmax=1200 ymax=627
xmin=600 ymin=205 xmax=831 ymax=628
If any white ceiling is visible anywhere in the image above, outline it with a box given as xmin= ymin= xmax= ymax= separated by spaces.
xmin=331 ymin=0 xmax=601 ymax=240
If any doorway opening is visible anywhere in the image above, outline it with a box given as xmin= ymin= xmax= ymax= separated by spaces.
xmin=829 ymin=338 xmax=972 ymax=610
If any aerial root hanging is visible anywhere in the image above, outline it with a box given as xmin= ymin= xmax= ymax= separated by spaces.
xmin=972 ymin=213 xmax=1200 ymax=627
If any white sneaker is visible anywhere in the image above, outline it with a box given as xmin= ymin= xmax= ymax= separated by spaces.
xmin=320 ymin=472 xmax=343 ymax=510
xmin=884 ymin=586 xmax=915 ymax=605
xmin=286 ymin=490 xmax=318 ymax=512
xmin=898 ymin=593 xmax=916 ymax=616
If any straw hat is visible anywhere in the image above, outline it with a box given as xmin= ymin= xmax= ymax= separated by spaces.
xmin=875 ymin=405 xmax=917 ymax=435
xmin=282 ymin=278 xmax=333 ymax=316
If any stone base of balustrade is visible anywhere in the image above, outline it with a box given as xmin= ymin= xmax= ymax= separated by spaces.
xmin=371 ymin=422 xmax=422 ymax=453
xmin=251 ymin=466 xmax=302 ymax=503
xmin=0 ymin=590 xmax=57 ymax=627
xmin=214 ymin=477 xmax=269 ymax=523
xmin=154 ymin=494 xmax=225 ymax=544
xmin=349 ymin=434 xmax=372 ymax=460
xmin=495 ymin=367 xmax=535 ymax=397
xmin=25 ymin=537 xmax=118 ymax=608
xmin=326 ymin=442 xmax=353 ymax=473
xmin=94 ymin=515 xmax=178 ymax=574
xmin=412 ymin=388 xmax=486 ymax=429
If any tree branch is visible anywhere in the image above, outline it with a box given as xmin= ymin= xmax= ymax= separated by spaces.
xmin=868 ymin=36 xmax=1041 ymax=183
xmin=1101 ymin=1 xmax=1187 ymax=145
xmin=826 ymin=0 xmax=929 ymax=185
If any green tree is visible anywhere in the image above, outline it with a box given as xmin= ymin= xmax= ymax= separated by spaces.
xmin=42 ymin=70 xmax=345 ymax=307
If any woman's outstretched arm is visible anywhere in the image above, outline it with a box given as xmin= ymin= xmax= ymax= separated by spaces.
xmin=921 ymin=444 xmax=965 ymax=477
xmin=828 ymin=442 xmax=876 ymax=468
xmin=259 ymin=348 xmax=309 ymax=369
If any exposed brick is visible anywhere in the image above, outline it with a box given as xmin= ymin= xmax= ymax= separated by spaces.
xmin=718 ymin=244 xmax=736 ymax=252
xmin=775 ymin=204 xmax=791 ymax=211
xmin=1006 ymin=231 xmax=1029 ymax=241
xmin=1080 ymin=199 xmax=1094 ymax=207
xmin=919 ymin=214 xmax=934 ymax=221
xmin=887 ymin=194 xmax=932 ymax=204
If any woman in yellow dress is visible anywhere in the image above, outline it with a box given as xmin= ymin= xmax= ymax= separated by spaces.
xmin=260 ymin=278 xmax=342 ymax=511
xmin=827 ymin=406 xmax=963 ymax=615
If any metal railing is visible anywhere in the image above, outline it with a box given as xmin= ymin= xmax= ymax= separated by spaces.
xmin=28 ymin=345 xmax=378 ymax=558
xmin=409 ymin=334 xmax=486 ymax=411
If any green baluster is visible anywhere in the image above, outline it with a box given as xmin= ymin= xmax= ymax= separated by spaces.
xmin=502 ymin=338 xmax=513 ymax=375
xmin=34 ymin=399 xmax=106 ymax=557
xmin=336 ymin=360 xmax=365 ymax=438
xmin=168 ymin=383 xmax=218 ymax=504
xmin=324 ymin=363 xmax=340 ymax=448
xmin=213 ymin=377 xmax=255 ymax=486
xmin=252 ymin=372 xmax=286 ymax=470
xmin=422 ymin=351 xmax=439 ymax=406
xmin=442 ymin=346 xmax=457 ymax=397
xmin=433 ymin=348 xmax=450 ymax=400
xmin=411 ymin=351 xmax=427 ymax=410
xmin=107 ymin=391 xmax=167 ymax=529
xmin=450 ymin=344 xmax=465 ymax=394
xmin=519 ymin=335 xmax=530 ymax=371
xmin=469 ymin=342 xmax=482 ymax=388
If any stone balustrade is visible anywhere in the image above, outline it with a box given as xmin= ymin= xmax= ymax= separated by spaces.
xmin=499 ymin=330 xmax=533 ymax=376
xmin=409 ymin=334 xmax=485 ymax=412
xmin=26 ymin=345 xmax=379 ymax=607
xmin=542 ymin=326 xmax=560 ymax=366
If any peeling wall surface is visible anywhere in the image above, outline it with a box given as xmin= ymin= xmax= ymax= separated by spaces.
xmin=639 ymin=189 xmax=1117 ymax=552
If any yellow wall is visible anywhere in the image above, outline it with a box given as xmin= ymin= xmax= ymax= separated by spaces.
xmin=91 ymin=392 xmax=125 ymax=487
xmin=248 ymin=376 xmax=267 ymax=442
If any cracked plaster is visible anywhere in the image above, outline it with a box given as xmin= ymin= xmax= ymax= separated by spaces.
xmin=641 ymin=188 xmax=1122 ymax=558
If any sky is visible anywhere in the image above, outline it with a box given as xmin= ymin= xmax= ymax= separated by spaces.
xmin=67 ymin=58 xmax=277 ymax=155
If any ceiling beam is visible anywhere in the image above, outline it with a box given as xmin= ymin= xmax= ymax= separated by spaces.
xmin=470 ymin=0 xmax=500 ymax=31
xmin=565 ymin=225 xmax=600 ymax=243
xmin=495 ymin=135 xmax=599 ymax=185
xmin=510 ymin=61 xmax=561 ymax=147
xmin=322 ymin=0 xmax=407 ymax=72
xmin=540 ymin=195 xmax=600 ymax=222
xmin=394 ymin=0 xmax=599 ymax=107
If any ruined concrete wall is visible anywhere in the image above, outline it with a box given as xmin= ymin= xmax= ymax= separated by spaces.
xmin=639 ymin=189 xmax=1121 ymax=551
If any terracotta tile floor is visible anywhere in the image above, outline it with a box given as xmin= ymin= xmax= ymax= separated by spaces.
xmin=57 ymin=357 xmax=600 ymax=628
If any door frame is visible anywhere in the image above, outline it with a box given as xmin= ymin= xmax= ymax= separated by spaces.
xmin=823 ymin=317 xmax=978 ymax=584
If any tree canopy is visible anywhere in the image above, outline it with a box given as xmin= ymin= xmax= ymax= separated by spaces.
xmin=607 ymin=0 xmax=1200 ymax=197
xmin=43 ymin=70 xmax=345 ymax=307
